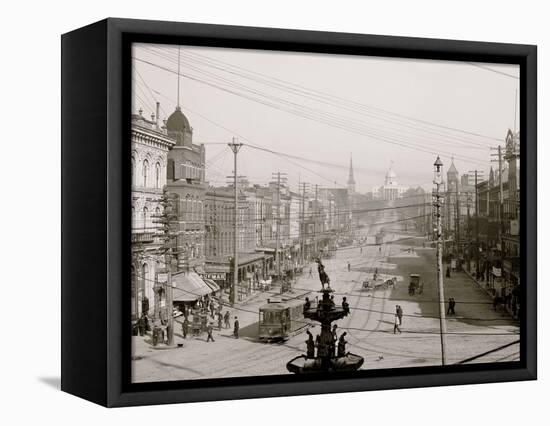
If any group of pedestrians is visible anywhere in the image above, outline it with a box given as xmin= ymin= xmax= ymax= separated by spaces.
xmin=179 ymin=302 xmax=240 ymax=342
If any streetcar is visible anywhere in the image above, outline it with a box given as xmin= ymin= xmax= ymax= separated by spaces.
xmin=259 ymin=298 xmax=306 ymax=341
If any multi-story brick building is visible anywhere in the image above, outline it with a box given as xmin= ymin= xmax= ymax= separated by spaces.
xmin=131 ymin=110 xmax=175 ymax=319
xmin=165 ymin=106 xmax=207 ymax=273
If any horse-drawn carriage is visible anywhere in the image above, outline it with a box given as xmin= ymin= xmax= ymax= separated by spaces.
xmin=408 ymin=274 xmax=420 ymax=295
xmin=361 ymin=276 xmax=396 ymax=292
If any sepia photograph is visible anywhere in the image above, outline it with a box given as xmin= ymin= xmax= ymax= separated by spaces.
xmin=130 ymin=42 xmax=521 ymax=383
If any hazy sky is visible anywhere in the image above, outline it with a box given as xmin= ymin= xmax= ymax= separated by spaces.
xmin=132 ymin=43 xmax=519 ymax=193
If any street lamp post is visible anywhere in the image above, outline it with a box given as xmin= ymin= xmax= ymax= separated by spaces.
xmin=433 ymin=156 xmax=448 ymax=365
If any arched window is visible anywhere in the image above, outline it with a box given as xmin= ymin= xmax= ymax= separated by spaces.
xmin=142 ymin=159 xmax=149 ymax=188
xmin=131 ymin=157 xmax=136 ymax=186
xmin=185 ymin=195 xmax=191 ymax=221
xmin=142 ymin=207 xmax=148 ymax=230
xmin=155 ymin=162 xmax=161 ymax=189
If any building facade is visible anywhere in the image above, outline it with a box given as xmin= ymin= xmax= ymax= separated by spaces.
xmin=131 ymin=110 xmax=175 ymax=319
xmin=165 ymin=106 xmax=207 ymax=273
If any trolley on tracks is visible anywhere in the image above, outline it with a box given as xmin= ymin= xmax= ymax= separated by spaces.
xmin=259 ymin=297 xmax=306 ymax=342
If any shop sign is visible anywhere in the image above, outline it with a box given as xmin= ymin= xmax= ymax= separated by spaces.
xmin=156 ymin=273 xmax=168 ymax=283
xmin=200 ymin=273 xmax=226 ymax=280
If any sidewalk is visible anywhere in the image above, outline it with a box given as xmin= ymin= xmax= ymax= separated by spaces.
xmin=462 ymin=269 xmax=517 ymax=320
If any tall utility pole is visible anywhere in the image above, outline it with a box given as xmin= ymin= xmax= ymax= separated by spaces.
xmin=275 ymin=172 xmax=281 ymax=279
xmin=474 ymin=171 xmax=479 ymax=277
xmin=228 ymin=138 xmax=242 ymax=305
xmin=468 ymin=170 xmax=481 ymax=277
xmin=433 ymin=156 xmax=448 ymax=365
xmin=272 ymin=172 xmax=287 ymax=279
xmin=491 ymin=145 xmax=504 ymax=270
xmin=455 ymin=186 xmax=460 ymax=256
xmin=314 ymin=184 xmax=319 ymax=256
xmin=299 ymin=182 xmax=308 ymax=266
xmin=153 ymin=190 xmax=179 ymax=346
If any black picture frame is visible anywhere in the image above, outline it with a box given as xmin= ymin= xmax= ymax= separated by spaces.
xmin=61 ymin=18 xmax=537 ymax=407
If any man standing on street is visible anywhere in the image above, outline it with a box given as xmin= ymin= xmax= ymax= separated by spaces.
xmin=447 ymin=298 xmax=456 ymax=315
xmin=396 ymin=305 xmax=403 ymax=325
xmin=347 ymin=262 xmax=351 ymax=272
xmin=182 ymin=317 xmax=189 ymax=339
xmin=234 ymin=316 xmax=240 ymax=339
xmin=206 ymin=322 xmax=215 ymax=342
xmin=224 ymin=311 xmax=231 ymax=329
xmin=393 ymin=314 xmax=402 ymax=334
xmin=217 ymin=311 xmax=223 ymax=330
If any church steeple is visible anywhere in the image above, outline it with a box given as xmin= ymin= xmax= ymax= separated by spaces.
xmin=347 ymin=154 xmax=356 ymax=193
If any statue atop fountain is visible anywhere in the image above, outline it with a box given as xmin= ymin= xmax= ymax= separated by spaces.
xmin=286 ymin=259 xmax=365 ymax=373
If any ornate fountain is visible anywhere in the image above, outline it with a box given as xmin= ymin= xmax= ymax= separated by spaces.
xmin=286 ymin=260 xmax=365 ymax=373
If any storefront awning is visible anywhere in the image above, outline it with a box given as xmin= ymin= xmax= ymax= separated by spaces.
xmin=172 ymin=272 xmax=213 ymax=302
xmin=203 ymin=278 xmax=220 ymax=293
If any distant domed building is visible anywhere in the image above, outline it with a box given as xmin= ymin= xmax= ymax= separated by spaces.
xmin=372 ymin=165 xmax=408 ymax=200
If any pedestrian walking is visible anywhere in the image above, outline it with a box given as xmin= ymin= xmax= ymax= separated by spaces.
xmin=233 ymin=316 xmax=240 ymax=339
xmin=360 ymin=246 xmax=363 ymax=254
xmin=393 ymin=314 xmax=402 ymax=334
xmin=182 ymin=317 xmax=189 ymax=339
xmin=217 ymin=312 xmax=223 ymax=330
xmin=347 ymin=262 xmax=351 ymax=272
xmin=309 ymin=267 xmax=313 ymax=277
xmin=138 ymin=313 xmax=146 ymax=336
xmin=396 ymin=305 xmax=403 ymax=325
xmin=447 ymin=298 xmax=456 ymax=315
xmin=419 ymin=281 xmax=424 ymax=295
xmin=206 ymin=323 xmax=215 ymax=342
xmin=141 ymin=296 xmax=149 ymax=317
xmin=224 ymin=311 xmax=230 ymax=329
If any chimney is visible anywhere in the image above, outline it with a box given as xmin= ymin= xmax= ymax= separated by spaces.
xmin=156 ymin=102 xmax=160 ymax=126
